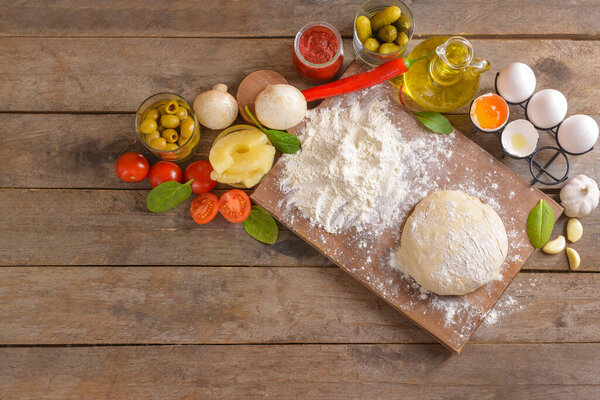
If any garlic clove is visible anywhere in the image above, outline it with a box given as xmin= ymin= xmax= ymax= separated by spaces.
xmin=542 ymin=235 xmax=566 ymax=255
xmin=566 ymin=247 xmax=581 ymax=271
xmin=566 ymin=218 xmax=583 ymax=243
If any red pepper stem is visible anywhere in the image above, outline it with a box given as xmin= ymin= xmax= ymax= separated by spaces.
xmin=301 ymin=52 xmax=434 ymax=103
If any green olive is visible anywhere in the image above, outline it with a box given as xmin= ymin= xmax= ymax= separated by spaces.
xmin=363 ymin=38 xmax=380 ymax=52
xmin=178 ymin=135 xmax=188 ymax=147
xmin=355 ymin=16 xmax=372 ymax=44
xmin=165 ymin=143 xmax=179 ymax=151
xmin=158 ymin=105 xmax=167 ymax=115
xmin=145 ymin=131 xmax=160 ymax=143
xmin=175 ymin=107 xmax=188 ymax=120
xmin=180 ymin=117 xmax=195 ymax=139
xmin=379 ymin=42 xmax=400 ymax=54
xmin=395 ymin=31 xmax=409 ymax=47
xmin=157 ymin=125 xmax=165 ymax=133
xmin=370 ymin=6 xmax=401 ymax=32
xmin=162 ymin=128 xmax=178 ymax=143
xmin=139 ymin=119 xmax=158 ymax=135
xmin=393 ymin=14 xmax=412 ymax=33
xmin=164 ymin=100 xmax=179 ymax=114
xmin=149 ymin=137 xmax=167 ymax=150
xmin=145 ymin=109 xmax=160 ymax=121
xmin=160 ymin=114 xmax=180 ymax=129
xmin=376 ymin=25 xmax=397 ymax=43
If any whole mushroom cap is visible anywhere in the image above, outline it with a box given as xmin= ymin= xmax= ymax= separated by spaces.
xmin=193 ymin=84 xmax=238 ymax=130
xmin=255 ymin=84 xmax=307 ymax=130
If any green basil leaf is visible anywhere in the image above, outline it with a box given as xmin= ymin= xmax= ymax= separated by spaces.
xmin=526 ymin=199 xmax=555 ymax=248
xmin=243 ymin=205 xmax=279 ymax=244
xmin=414 ymin=111 xmax=453 ymax=135
xmin=263 ymin=129 xmax=302 ymax=154
xmin=146 ymin=179 xmax=193 ymax=213
xmin=244 ymin=105 xmax=301 ymax=154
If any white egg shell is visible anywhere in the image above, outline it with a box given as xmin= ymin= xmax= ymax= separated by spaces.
xmin=497 ymin=62 xmax=536 ymax=103
xmin=501 ymin=119 xmax=539 ymax=158
xmin=557 ymin=114 xmax=599 ymax=154
xmin=526 ymin=89 xmax=567 ymax=129
xmin=255 ymin=84 xmax=307 ymax=130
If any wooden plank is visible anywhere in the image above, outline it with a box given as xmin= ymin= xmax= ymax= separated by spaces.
xmin=1 ymin=267 xmax=599 ymax=345
xmin=1 ymin=344 xmax=599 ymax=399
xmin=0 ymin=38 xmax=599 ymax=114
xmin=2 ymin=114 xmax=598 ymax=189
xmin=1 ymin=0 xmax=598 ymax=38
xmin=1 ymin=189 xmax=598 ymax=269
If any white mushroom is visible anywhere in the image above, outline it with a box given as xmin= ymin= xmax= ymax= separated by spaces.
xmin=193 ymin=84 xmax=238 ymax=130
xmin=255 ymin=84 xmax=307 ymax=130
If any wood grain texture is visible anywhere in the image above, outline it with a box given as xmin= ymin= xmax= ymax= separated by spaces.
xmin=1 ymin=344 xmax=600 ymax=400
xmin=0 ymin=189 xmax=600 ymax=271
xmin=2 ymin=114 xmax=598 ymax=189
xmin=1 ymin=0 xmax=599 ymax=38
xmin=1 ymin=189 xmax=597 ymax=269
xmin=1 ymin=267 xmax=598 ymax=345
xmin=0 ymin=38 xmax=598 ymax=114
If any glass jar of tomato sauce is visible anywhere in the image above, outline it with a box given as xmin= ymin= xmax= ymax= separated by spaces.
xmin=293 ymin=21 xmax=344 ymax=83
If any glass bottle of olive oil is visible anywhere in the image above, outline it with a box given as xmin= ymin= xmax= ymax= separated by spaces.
xmin=403 ymin=36 xmax=490 ymax=112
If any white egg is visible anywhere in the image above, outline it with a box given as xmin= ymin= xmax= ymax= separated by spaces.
xmin=497 ymin=62 xmax=536 ymax=103
xmin=526 ymin=89 xmax=567 ymax=129
xmin=557 ymin=114 xmax=599 ymax=154
xmin=501 ymin=119 xmax=539 ymax=158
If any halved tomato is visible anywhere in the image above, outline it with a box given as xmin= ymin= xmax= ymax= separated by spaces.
xmin=190 ymin=193 xmax=219 ymax=224
xmin=219 ymin=189 xmax=251 ymax=223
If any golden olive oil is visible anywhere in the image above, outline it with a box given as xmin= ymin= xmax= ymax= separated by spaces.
xmin=403 ymin=36 xmax=489 ymax=112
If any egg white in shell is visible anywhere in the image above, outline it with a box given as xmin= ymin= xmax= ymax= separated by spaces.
xmin=501 ymin=119 xmax=539 ymax=158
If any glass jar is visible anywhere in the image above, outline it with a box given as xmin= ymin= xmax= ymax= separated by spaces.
xmin=353 ymin=0 xmax=414 ymax=67
xmin=293 ymin=21 xmax=344 ymax=83
xmin=136 ymin=92 xmax=201 ymax=162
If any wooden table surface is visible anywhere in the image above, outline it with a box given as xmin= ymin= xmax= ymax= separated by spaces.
xmin=1 ymin=1 xmax=599 ymax=398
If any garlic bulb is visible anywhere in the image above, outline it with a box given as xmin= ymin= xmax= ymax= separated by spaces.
xmin=560 ymin=174 xmax=599 ymax=217
xmin=255 ymin=84 xmax=307 ymax=130
xmin=193 ymin=84 xmax=238 ymax=130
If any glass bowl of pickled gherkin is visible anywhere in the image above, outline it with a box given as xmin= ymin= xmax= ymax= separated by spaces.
xmin=353 ymin=0 xmax=414 ymax=67
xmin=136 ymin=93 xmax=201 ymax=162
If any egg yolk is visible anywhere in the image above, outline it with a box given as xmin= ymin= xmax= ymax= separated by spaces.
xmin=471 ymin=94 xmax=509 ymax=130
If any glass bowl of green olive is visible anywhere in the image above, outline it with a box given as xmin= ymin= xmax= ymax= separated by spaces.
xmin=136 ymin=93 xmax=201 ymax=162
xmin=353 ymin=0 xmax=414 ymax=67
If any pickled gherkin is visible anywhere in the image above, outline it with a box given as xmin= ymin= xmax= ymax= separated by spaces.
xmin=376 ymin=24 xmax=397 ymax=43
xmin=379 ymin=42 xmax=400 ymax=54
xmin=370 ymin=6 xmax=401 ymax=32
xmin=393 ymin=14 xmax=412 ymax=33
xmin=363 ymin=37 xmax=380 ymax=52
xmin=395 ymin=31 xmax=409 ymax=47
xmin=355 ymin=15 xmax=372 ymax=43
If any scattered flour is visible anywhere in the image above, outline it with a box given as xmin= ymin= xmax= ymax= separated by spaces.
xmin=278 ymin=97 xmax=454 ymax=234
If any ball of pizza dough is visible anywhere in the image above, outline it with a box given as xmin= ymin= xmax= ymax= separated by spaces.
xmin=400 ymin=190 xmax=508 ymax=296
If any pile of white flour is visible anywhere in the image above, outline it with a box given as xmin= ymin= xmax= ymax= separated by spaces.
xmin=278 ymin=97 xmax=454 ymax=234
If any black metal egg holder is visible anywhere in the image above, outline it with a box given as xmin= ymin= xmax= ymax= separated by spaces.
xmin=469 ymin=73 xmax=594 ymax=186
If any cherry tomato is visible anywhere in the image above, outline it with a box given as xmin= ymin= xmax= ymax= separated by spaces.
xmin=115 ymin=152 xmax=149 ymax=182
xmin=184 ymin=160 xmax=217 ymax=194
xmin=219 ymin=189 xmax=251 ymax=223
xmin=190 ymin=193 xmax=219 ymax=224
xmin=148 ymin=161 xmax=183 ymax=188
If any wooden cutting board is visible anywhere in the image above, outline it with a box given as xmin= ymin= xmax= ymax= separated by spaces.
xmin=251 ymin=60 xmax=562 ymax=353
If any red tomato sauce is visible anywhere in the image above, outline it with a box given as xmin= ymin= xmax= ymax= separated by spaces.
xmin=299 ymin=28 xmax=338 ymax=64
xmin=293 ymin=24 xmax=343 ymax=83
